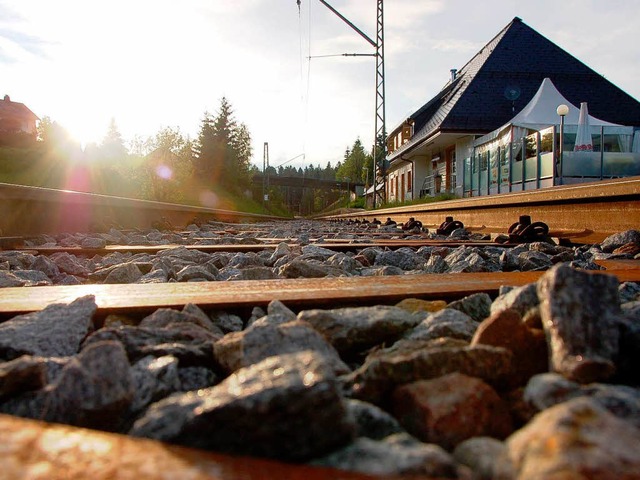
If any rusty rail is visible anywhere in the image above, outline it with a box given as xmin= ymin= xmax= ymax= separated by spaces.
xmin=0 ymin=414 xmax=389 ymax=480
xmin=0 ymin=182 xmax=285 ymax=237
xmin=1 ymin=262 xmax=638 ymax=320
xmin=323 ymin=176 xmax=640 ymax=244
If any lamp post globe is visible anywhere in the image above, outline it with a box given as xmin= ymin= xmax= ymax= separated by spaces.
xmin=556 ymin=104 xmax=569 ymax=185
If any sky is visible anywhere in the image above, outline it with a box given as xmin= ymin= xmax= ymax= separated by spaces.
xmin=2 ymin=0 xmax=640 ymax=171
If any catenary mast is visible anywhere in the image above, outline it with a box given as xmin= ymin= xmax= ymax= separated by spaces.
xmin=299 ymin=1 xmax=386 ymax=206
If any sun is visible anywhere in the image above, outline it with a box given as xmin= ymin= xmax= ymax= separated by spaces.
xmin=57 ymin=110 xmax=111 ymax=150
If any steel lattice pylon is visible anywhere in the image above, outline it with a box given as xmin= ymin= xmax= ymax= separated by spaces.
xmin=312 ymin=0 xmax=386 ymax=208
xmin=373 ymin=0 xmax=386 ymax=208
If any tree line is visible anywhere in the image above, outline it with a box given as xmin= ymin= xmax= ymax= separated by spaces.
xmin=0 ymin=97 xmax=380 ymax=215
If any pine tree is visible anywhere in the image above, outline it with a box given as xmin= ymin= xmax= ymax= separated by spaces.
xmin=336 ymin=138 xmax=371 ymax=183
xmin=100 ymin=118 xmax=127 ymax=161
xmin=231 ymin=122 xmax=252 ymax=189
xmin=194 ymin=97 xmax=253 ymax=191
xmin=194 ymin=111 xmax=216 ymax=179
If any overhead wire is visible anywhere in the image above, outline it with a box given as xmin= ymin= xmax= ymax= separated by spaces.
xmin=298 ymin=0 xmax=312 ymax=167
xmin=308 ymin=53 xmax=376 ymax=59
xmin=306 ymin=1 xmax=312 ymax=105
xmin=275 ymin=153 xmax=306 ymax=169
xmin=298 ymin=1 xmax=304 ymax=104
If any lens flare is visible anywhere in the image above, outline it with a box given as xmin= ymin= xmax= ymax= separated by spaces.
xmin=155 ymin=165 xmax=173 ymax=180
xmin=199 ymin=190 xmax=219 ymax=208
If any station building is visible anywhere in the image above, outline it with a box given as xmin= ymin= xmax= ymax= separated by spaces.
xmin=384 ymin=17 xmax=640 ymax=202
xmin=0 ymin=95 xmax=39 ymax=147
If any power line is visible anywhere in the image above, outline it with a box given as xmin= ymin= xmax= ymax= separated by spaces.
xmin=275 ymin=153 xmax=306 ymax=168
xmin=308 ymin=53 xmax=376 ymax=59
xmin=295 ymin=1 xmax=386 ymax=207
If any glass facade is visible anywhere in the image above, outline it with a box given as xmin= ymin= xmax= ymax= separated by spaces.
xmin=464 ymin=126 xmax=640 ymax=197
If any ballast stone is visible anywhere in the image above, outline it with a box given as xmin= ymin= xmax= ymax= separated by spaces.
xmin=454 ymin=437 xmax=506 ymax=480
xmin=405 ymin=308 xmax=478 ymax=342
xmin=345 ymin=398 xmax=405 ymax=440
xmin=43 ymin=340 xmax=134 ymax=432
xmin=13 ymin=270 xmax=53 ymax=287
xmin=447 ymin=292 xmax=492 ymax=322
xmin=495 ymin=397 xmax=640 ymax=479
xmin=298 ymin=305 xmax=421 ymax=356
xmin=310 ymin=433 xmax=459 ymax=478
xmin=0 ymin=270 xmax=27 ymax=287
xmin=374 ymin=249 xmax=425 ymax=270
xmin=213 ymin=319 xmax=350 ymax=376
xmin=130 ymin=350 xmax=356 ymax=461
xmin=344 ymin=338 xmax=514 ymax=406
xmin=0 ymin=355 xmax=47 ymax=399
xmin=600 ymin=229 xmax=640 ymax=252
xmin=49 ymin=252 xmax=91 ymax=276
xmin=130 ymin=355 xmax=181 ymax=416
xmin=391 ymin=372 xmax=513 ymax=450
xmin=523 ymin=372 xmax=640 ymax=428
xmin=0 ymin=295 xmax=96 ymax=360
xmin=538 ymin=263 xmax=621 ymax=383
xmin=472 ymin=308 xmax=548 ymax=386
xmin=83 ymin=323 xmax=217 ymax=367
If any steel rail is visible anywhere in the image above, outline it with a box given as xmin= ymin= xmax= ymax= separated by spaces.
xmin=1 ymin=413 xmax=388 ymax=480
xmin=1 ymin=262 xmax=638 ymax=320
xmin=322 ymin=176 xmax=640 ymax=243
xmin=0 ymin=182 xmax=286 ymax=237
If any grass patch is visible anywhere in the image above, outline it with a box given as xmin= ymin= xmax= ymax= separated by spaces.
xmin=376 ymin=193 xmax=459 ymax=210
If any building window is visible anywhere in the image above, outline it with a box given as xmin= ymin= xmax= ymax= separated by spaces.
xmin=407 ymin=170 xmax=412 ymax=192
xmin=480 ymin=152 xmax=489 ymax=171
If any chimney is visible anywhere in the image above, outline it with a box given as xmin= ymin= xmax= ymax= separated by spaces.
xmin=450 ymin=69 xmax=457 ymax=82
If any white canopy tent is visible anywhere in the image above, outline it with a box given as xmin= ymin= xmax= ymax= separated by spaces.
xmin=466 ymin=78 xmax=639 ymax=193
xmin=474 ymin=78 xmax=633 ymax=151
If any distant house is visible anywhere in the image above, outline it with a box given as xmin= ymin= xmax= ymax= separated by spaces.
xmin=385 ymin=17 xmax=640 ymax=201
xmin=0 ymin=95 xmax=39 ymax=146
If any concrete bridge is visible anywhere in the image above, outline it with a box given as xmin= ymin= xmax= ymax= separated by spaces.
xmin=252 ymin=174 xmax=364 ymax=193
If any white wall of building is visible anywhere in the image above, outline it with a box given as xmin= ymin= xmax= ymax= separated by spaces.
xmin=455 ymin=137 xmax=475 ymax=197
xmin=387 ymin=161 xmax=413 ymax=203
xmin=385 ymin=134 xmax=476 ymax=201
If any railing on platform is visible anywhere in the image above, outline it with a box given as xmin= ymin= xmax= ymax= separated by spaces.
xmin=420 ymin=173 xmax=457 ymax=198
xmin=463 ymin=126 xmax=640 ymax=197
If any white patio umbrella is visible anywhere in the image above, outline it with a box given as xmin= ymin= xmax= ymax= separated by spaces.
xmin=632 ymin=130 xmax=640 ymax=153
xmin=574 ymin=102 xmax=593 ymax=151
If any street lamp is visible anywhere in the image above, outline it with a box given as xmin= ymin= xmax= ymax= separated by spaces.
xmin=345 ymin=177 xmax=350 ymax=206
xmin=556 ymin=104 xmax=569 ymax=185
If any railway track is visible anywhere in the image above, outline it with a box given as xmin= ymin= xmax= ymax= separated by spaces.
xmin=1 ymin=180 xmax=640 ymax=479
xmin=322 ymin=176 xmax=640 ymax=244
xmin=0 ymin=181 xmax=283 ymax=237
xmin=0 ymin=260 xmax=638 ymax=320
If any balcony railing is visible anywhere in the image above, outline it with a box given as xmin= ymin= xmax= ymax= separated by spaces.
xmin=463 ymin=126 xmax=640 ymax=197
xmin=419 ymin=174 xmax=456 ymax=197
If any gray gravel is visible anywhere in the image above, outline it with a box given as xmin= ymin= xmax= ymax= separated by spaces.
xmin=1 ymin=221 xmax=638 ymax=287
xmin=1 ymin=222 xmax=640 ymax=478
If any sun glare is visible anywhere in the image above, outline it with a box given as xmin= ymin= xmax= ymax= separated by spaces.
xmin=16 ymin=2 xmax=193 ymax=152
xmin=62 ymin=117 xmax=110 ymax=150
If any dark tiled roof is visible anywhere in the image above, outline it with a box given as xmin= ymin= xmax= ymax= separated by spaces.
xmin=0 ymin=96 xmax=39 ymax=121
xmin=390 ymin=17 xmax=640 ymax=160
